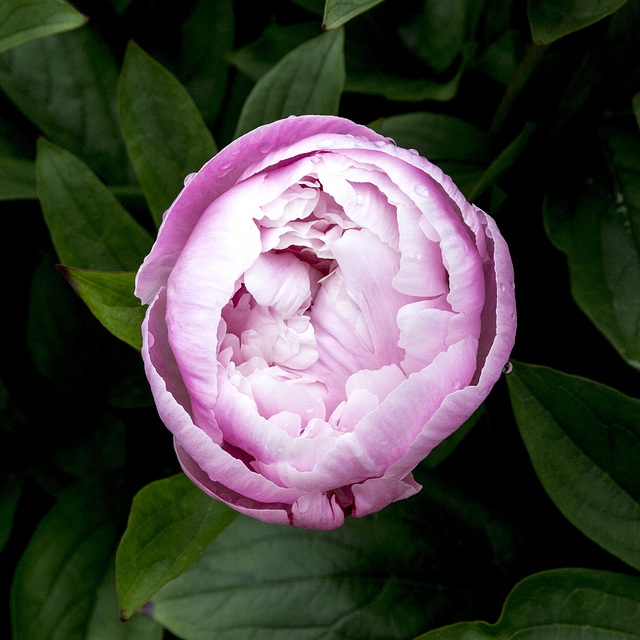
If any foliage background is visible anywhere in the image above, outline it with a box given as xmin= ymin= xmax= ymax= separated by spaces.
xmin=1 ymin=0 xmax=640 ymax=638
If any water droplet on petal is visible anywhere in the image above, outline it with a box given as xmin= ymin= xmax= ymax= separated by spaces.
xmin=414 ymin=251 xmax=422 ymax=260
xmin=408 ymin=148 xmax=419 ymax=156
xmin=183 ymin=172 xmax=197 ymax=186
xmin=374 ymin=140 xmax=386 ymax=148
xmin=502 ymin=361 xmax=513 ymax=374
xmin=356 ymin=193 xmax=365 ymax=205
xmin=305 ymin=405 xmax=314 ymax=414
xmin=318 ymin=138 xmax=334 ymax=149
xmin=287 ymin=114 xmax=296 ymax=120
xmin=414 ymin=184 xmax=429 ymax=197
xmin=500 ymin=283 xmax=507 ymax=292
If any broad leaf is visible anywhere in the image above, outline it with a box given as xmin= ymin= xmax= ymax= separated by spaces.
xmin=543 ymin=123 xmax=640 ymax=371
xmin=0 ymin=0 xmax=86 ymax=54
xmin=117 ymin=473 xmax=238 ymax=619
xmin=0 ymin=472 xmax=23 ymax=553
xmin=59 ymin=268 xmax=146 ymax=351
xmin=234 ymin=28 xmax=345 ymax=138
xmin=507 ymin=361 xmax=640 ymax=571
xmin=118 ymin=41 xmax=218 ymax=228
xmin=10 ymin=479 xmax=159 ymax=640
xmin=528 ymin=0 xmax=629 ymax=44
xmin=0 ymin=26 xmax=127 ymax=183
xmin=36 ymin=139 xmax=152 ymax=271
xmin=323 ymin=0 xmax=384 ymax=29
xmin=0 ymin=157 xmax=36 ymax=200
xmin=149 ymin=474 xmax=519 ymax=640
xmin=414 ymin=568 xmax=640 ymax=639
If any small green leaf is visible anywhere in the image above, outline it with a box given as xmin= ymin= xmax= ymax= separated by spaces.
xmin=9 ymin=480 xmax=138 ymax=640
xmin=528 ymin=0 xmax=629 ymax=44
xmin=36 ymin=138 xmax=153 ymax=271
xmin=0 ymin=26 xmax=127 ymax=183
xmin=116 ymin=473 xmax=238 ymax=620
xmin=0 ymin=0 xmax=86 ymax=54
xmin=0 ymin=157 xmax=36 ymax=200
xmin=59 ymin=268 xmax=145 ymax=351
xmin=234 ymin=28 xmax=345 ymax=138
xmin=414 ymin=568 xmax=640 ymax=639
xmin=118 ymin=41 xmax=218 ymax=228
xmin=507 ymin=361 xmax=640 ymax=571
xmin=543 ymin=123 xmax=640 ymax=371
xmin=323 ymin=0 xmax=385 ymax=29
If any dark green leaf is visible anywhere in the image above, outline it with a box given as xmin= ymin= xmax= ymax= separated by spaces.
xmin=117 ymin=473 xmax=238 ymax=619
xmin=468 ymin=122 xmax=535 ymax=201
xmin=0 ymin=26 xmax=127 ymax=183
xmin=36 ymin=138 xmax=152 ymax=271
xmin=396 ymin=0 xmax=468 ymax=73
xmin=543 ymin=123 xmax=640 ymax=371
xmin=0 ymin=0 xmax=86 ymax=54
xmin=0 ymin=471 xmax=24 ymax=553
xmin=527 ymin=0 xmax=629 ymax=44
xmin=110 ymin=0 xmax=133 ymax=13
xmin=59 ymin=268 xmax=146 ymax=351
xmin=179 ymin=0 xmax=234 ymax=124
xmin=507 ymin=361 xmax=640 ymax=571
xmin=234 ymin=28 xmax=345 ymax=138
xmin=118 ymin=41 xmax=218 ymax=228
xmin=149 ymin=475 xmax=518 ymax=640
xmin=323 ymin=0 xmax=385 ymax=29
xmin=9 ymin=479 xmax=156 ymax=640
xmin=226 ymin=22 xmax=321 ymax=82
xmin=414 ymin=568 xmax=640 ymax=639
xmin=0 ymin=156 xmax=35 ymax=200
xmin=634 ymin=92 xmax=640 ymax=131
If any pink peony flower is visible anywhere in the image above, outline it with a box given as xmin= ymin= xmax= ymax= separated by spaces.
xmin=136 ymin=115 xmax=516 ymax=530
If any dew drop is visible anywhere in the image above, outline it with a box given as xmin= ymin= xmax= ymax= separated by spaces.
xmin=502 ymin=361 xmax=513 ymax=374
xmin=414 ymin=184 xmax=429 ymax=197
xmin=374 ymin=139 xmax=386 ymax=148
xmin=408 ymin=148 xmax=419 ymax=156
xmin=183 ymin=172 xmax=197 ymax=186
xmin=414 ymin=251 xmax=422 ymax=260
xmin=305 ymin=405 xmax=314 ymax=414
xmin=500 ymin=283 xmax=507 ymax=292
xmin=356 ymin=193 xmax=365 ymax=205
xmin=318 ymin=138 xmax=334 ymax=149
xmin=287 ymin=114 xmax=296 ymax=120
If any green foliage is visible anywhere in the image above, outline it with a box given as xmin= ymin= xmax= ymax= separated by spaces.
xmin=0 ymin=0 xmax=86 ymax=54
xmin=116 ymin=473 xmax=238 ymax=619
xmin=323 ymin=0 xmax=385 ymax=29
xmin=528 ymin=0 xmax=630 ymax=43
xmin=10 ymin=480 xmax=162 ymax=640
xmin=234 ymin=28 xmax=345 ymax=138
xmin=36 ymin=138 xmax=152 ymax=271
xmin=508 ymin=361 xmax=640 ymax=571
xmin=59 ymin=269 xmax=146 ymax=351
xmin=543 ymin=122 xmax=640 ymax=371
xmin=149 ymin=475 xmax=519 ymax=640
xmin=415 ymin=568 xmax=640 ymax=639
xmin=117 ymin=41 xmax=218 ymax=228
xmin=0 ymin=156 xmax=36 ymax=200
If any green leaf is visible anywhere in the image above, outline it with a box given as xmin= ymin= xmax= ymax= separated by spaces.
xmin=0 ymin=472 xmax=24 ymax=553
xmin=234 ymin=28 xmax=345 ymax=138
xmin=528 ymin=0 xmax=629 ymax=44
xmin=0 ymin=0 xmax=86 ymax=54
xmin=59 ymin=268 xmax=146 ymax=351
xmin=323 ymin=0 xmax=385 ymax=29
xmin=468 ymin=122 xmax=536 ymax=201
xmin=633 ymin=92 xmax=640 ymax=131
xmin=414 ymin=568 xmax=640 ymax=639
xmin=0 ymin=26 xmax=127 ymax=183
xmin=118 ymin=41 xmax=218 ymax=228
xmin=507 ymin=361 xmax=640 ymax=571
xmin=36 ymin=138 xmax=153 ymax=271
xmin=116 ymin=473 xmax=238 ymax=620
xmin=9 ymin=479 xmax=156 ymax=640
xmin=149 ymin=475 xmax=519 ymax=640
xmin=543 ymin=123 xmax=640 ymax=371
xmin=0 ymin=156 xmax=36 ymax=200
